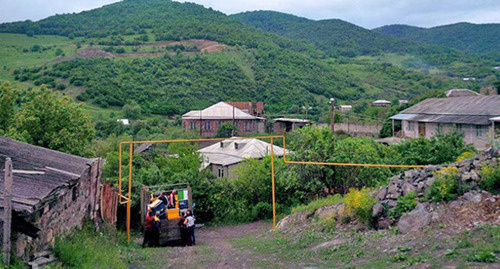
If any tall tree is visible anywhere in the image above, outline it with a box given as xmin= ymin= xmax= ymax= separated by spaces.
xmin=0 ymin=82 xmax=15 ymax=132
xmin=12 ymin=86 xmax=95 ymax=156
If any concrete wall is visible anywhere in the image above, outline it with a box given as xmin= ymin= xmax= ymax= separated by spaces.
xmin=15 ymin=163 xmax=100 ymax=260
xmin=401 ymin=120 xmax=492 ymax=150
xmin=209 ymin=163 xmax=239 ymax=179
xmin=182 ymin=119 xmax=265 ymax=137
xmin=335 ymin=122 xmax=382 ymax=137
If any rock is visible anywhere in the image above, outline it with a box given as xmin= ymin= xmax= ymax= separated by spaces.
xmin=424 ymin=177 xmax=435 ymax=188
xmin=397 ymin=203 xmax=431 ymax=234
xmin=404 ymin=170 xmax=418 ymax=180
xmin=463 ymin=192 xmax=482 ymax=204
xmin=315 ymin=204 xmax=344 ymax=221
xmin=387 ymin=184 xmax=400 ymax=199
xmin=375 ymin=187 xmax=387 ymax=201
xmin=401 ymin=182 xmax=416 ymax=196
xmin=417 ymin=181 xmax=425 ymax=192
xmin=372 ymin=203 xmax=384 ymax=217
xmin=376 ymin=217 xmax=392 ymax=229
xmin=461 ymin=171 xmax=478 ymax=182
xmin=381 ymin=199 xmax=397 ymax=208
xmin=425 ymin=165 xmax=440 ymax=173
xmin=310 ymin=238 xmax=348 ymax=251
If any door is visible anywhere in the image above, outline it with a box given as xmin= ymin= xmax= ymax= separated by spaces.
xmin=418 ymin=122 xmax=426 ymax=137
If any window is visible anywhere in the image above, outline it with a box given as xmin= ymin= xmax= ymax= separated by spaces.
xmin=476 ymin=125 xmax=483 ymax=137
xmin=218 ymin=167 xmax=225 ymax=178
xmin=190 ymin=121 xmax=197 ymax=130
xmin=204 ymin=120 xmax=211 ymax=131
xmin=456 ymin=124 xmax=464 ymax=132
xmin=436 ymin=123 xmax=442 ymax=133
xmin=407 ymin=121 xmax=414 ymax=131
xmin=245 ymin=121 xmax=253 ymax=131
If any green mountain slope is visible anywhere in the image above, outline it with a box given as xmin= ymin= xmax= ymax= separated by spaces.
xmin=0 ymin=0 xmax=313 ymax=53
xmin=373 ymin=23 xmax=500 ymax=54
xmin=232 ymin=11 xmax=454 ymax=57
xmin=0 ymin=1 xmax=470 ymax=117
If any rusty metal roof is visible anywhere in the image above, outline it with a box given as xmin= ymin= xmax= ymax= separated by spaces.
xmin=401 ymin=95 xmax=500 ymax=116
xmin=0 ymin=137 xmax=92 ymax=216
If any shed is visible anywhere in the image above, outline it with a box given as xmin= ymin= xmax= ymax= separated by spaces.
xmin=0 ymin=137 xmax=102 ymax=260
xmin=373 ymin=100 xmax=391 ymax=107
xmin=273 ymin=118 xmax=311 ymax=133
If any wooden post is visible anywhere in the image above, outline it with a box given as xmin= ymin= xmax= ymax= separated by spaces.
xmin=392 ymin=119 xmax=395 ymax=137
xmin=3 ymin=158 xmax=13 ymax=265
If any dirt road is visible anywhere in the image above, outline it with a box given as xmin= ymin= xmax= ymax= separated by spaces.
xmin=133 ymin=221 xmax=273 ymax=269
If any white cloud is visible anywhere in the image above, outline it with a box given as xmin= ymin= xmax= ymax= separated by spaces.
xmin=0 ymin=0 xmax=499 ymax=28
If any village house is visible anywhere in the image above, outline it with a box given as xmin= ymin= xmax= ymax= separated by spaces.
xmin=372 ymin=100 xmax=391 ymax=107
xmin=273 ymin=118 xmax=311 ymax=133
xmin=198 ymin=138 xmax=285 ymax=179
xmin=390 ymin=95 xmax=500 ymax=149
xmin=338 ymin=105 xmax=353 ymax=112
xmin=182 ymin=102 xmax=266 ymax=137
xmin=0 ymin=137 xmax=102 ymax=261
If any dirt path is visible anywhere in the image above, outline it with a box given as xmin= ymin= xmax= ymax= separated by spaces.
xmin=136 ymin=221 xmax=272 ymax=269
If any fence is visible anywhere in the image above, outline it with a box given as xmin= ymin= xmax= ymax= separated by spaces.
xmin=335 ymin=122 xmax=382 ymax=137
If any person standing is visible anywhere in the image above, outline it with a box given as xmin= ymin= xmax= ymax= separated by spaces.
xmin=168 ymin=190 xmax=177 ymax=208
xmin=184 ymin=210 xmax=196 ymax=246
xmin=142 ymin=208 xmax=155 ymax=248
xmin=178 ymin=212 xmax=188 ymax=246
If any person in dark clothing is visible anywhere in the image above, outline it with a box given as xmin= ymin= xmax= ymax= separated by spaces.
xmin=142 ymin=208 xmax=155 ymax=248
xmin=152 ymin=212 xmax=161 ymax=247
xmin=178 ymin=212 xmax=188 ymax=246
xmin=184 ymin=210 xmax=196 ymax=246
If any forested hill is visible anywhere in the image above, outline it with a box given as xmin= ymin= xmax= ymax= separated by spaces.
xmin=0 ymin=0 xmax=314 ymax=53
xmin=232 ymin=11 xmax=454 ymax=57
xmin=373 ymin=23 xmax=500 ymax=54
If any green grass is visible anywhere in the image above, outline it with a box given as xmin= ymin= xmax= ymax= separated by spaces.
xmin=232 ymin=222 xmax=500 ymax=268
xmin=291 ymin=194 xmax=344 ymax=214
xmin=0 ymin=33 xmax=75 ymax=87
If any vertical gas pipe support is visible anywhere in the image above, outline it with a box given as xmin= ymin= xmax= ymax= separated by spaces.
xmin=270 ymin=137 xmax=276 ymax=228
xmin=127 ymin=143 xmax=133 ymax=243
xmin=118 ymin=143 xmax=122 ymax=200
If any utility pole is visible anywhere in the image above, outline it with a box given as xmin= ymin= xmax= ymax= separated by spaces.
xmin=232 ymin=105 xmax=235 ymax=136
xmin=3 ymin=157 xmax=12 ymax=265
xmin=199 ymin=111 xmax=202 ymax=137
xmin=330 ymin=98 xmax=335 ymax=133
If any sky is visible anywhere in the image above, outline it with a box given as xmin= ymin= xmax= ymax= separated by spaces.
xmin=0 ymin=0 xmax=499 ymax=29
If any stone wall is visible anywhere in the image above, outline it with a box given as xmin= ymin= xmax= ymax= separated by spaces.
xmin=15 ymin=163 xmax=101 ymax=260
xmin=373 ymin=148 xmax=500 ymax=229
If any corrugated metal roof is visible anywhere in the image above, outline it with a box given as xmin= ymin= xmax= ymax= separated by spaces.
xmin=182 ymin=102 xmax=264 ymax=120
xmin=445 ymin=89 xmax=479 ymax=97
xmin=390 ymin=114 xmax=419 ymax=120
xmin=401 ymin=95 xmax=500 ymax=116
xmin=373 ymin=100 xmax=391 ymax=104
xmin=198 ymin=137 xmax=285 ymax=167
xmin=411 ymin=114 xmax=491 ymax=125
xmin=0 ymin=137 xmax=91 ymax=216
xmin=489 ymin=116 xmax=500 ymax=122
xmin=273 ymin=118 xmax=311 ymax=123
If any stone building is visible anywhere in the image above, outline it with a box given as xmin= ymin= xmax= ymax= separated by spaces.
xmin=0 ymin=137 xmax=101 ymax=260
xmin=390 ymin=95 xmax=500 ymax=149
xmin=182 ymin=102 xmax=266 ymax=137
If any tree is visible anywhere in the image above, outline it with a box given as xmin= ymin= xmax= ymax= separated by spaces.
xmin=122 ymin=101 xmax=142 ymax=119
xmin=216 ymin=121 xmax=238 ymax=137
xmin=11 ymin=86 xmax=95 ymax=156
xmin=0 ymin=82 xmax=15 ymax=132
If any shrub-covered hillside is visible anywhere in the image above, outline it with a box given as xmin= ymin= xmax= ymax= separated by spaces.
xmin=374 ymin=23 xmax=500 ymax=54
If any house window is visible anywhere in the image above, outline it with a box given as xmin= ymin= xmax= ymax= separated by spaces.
xmin=245 ymin=121 xmax=253 ymax=131
xmin=204 ymin=121 xmax=211 ymax=131
xmin=407 ymin=121 xmax=414 ymax=131
xmin=436 ymin=123 xmax=442 ymax=133
xmin=476 ymin=125 xmax=483 ymax=137
xmin=190 ymin=121 xmax=197 ymax=130
xmin=218 ymin=167 xmax=225 ymax=178
xmin=456 ymin=124 xmax=464 ymax=132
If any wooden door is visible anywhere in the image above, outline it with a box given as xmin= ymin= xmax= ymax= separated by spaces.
xmin=418 ymin=122 xmax=426 ymax=137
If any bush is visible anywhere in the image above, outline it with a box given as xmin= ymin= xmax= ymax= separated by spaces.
xmin=426 ymin=167 xmax=460 ymax=202
xmin=252 ymin=202 xmax=273 ymax=220
xmin=292 ymin=194 xmax=344 ymax=214
xmin=456 ymin=151 xmax=476 ymax=163
xmin=389 ymin=191 xmax=417 ymax=220
xmin=478 ymin=162 xmax=500 ymax=193
xmin=345 ymin=187 xmax=376 ymax=225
